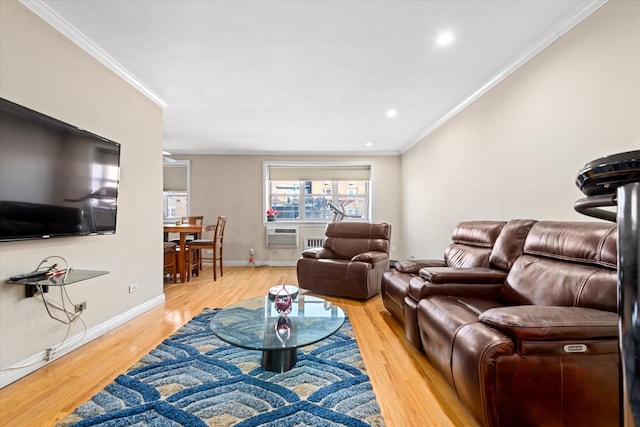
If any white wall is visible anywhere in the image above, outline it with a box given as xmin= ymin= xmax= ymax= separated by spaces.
xmin=0 ymin=2 xmax=164 ymax=385
xmin=173 ymin=154 xmax=402 ymax=264
xmin=401 ymin=0 xmax=639 ymax=260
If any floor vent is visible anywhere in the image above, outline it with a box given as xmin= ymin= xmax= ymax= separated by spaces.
xmin=304 ymin=237 xmax=324 ymax=249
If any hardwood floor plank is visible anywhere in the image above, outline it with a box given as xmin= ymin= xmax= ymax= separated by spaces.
xmin=0 ymin=266 xmax=477 ymax=426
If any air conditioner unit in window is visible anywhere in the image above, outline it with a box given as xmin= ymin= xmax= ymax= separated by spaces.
xmin=265 ymin=225 xmax=299 ymax=248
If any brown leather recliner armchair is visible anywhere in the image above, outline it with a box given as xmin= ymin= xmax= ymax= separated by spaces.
xmin=296 ymin=222 xmax=391 ymax=299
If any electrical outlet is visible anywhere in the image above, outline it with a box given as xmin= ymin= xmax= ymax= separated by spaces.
xmin=45 ymin=348 xmax=55 ymax=361
xmin=129 ymin=283 xmax=138 ymax=293
xmin=74 ymin=301 xmax=87 ymax=313
xmin=250 ymin=247 xmax=255 ymax=256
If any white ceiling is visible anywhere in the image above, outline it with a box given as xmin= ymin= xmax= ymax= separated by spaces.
xmin=32 ymin=0 xmax=604 ymax=155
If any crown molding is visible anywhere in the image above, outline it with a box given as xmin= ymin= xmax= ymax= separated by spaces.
xmin=20 ymin=0 xmax=168 ymax=108
xmin=404 ymin=0 xmax=608 ymax=153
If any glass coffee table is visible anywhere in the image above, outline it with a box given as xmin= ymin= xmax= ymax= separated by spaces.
xmin=210 ymin=292 xmax=345 ymax=372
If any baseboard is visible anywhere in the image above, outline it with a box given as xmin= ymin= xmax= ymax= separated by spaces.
xmin=220 ymin=261 xmax=298 ymax=267
xmin=0 ymin=294 xmax=165 ymax=388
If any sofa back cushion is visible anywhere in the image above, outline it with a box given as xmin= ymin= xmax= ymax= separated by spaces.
xmin=323 ymin=222 xmax=391 ymax=260
xmin=488 ymin=219 xmax=537 ymax=271
xmin=501 ymin=221 xmax=618 ymax=312
xmin=444 ymin=221 xmax=506 ymax=268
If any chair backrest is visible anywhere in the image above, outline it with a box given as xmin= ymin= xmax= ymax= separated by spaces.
xmin=215 ymin=216 xmax=226 ymax=244
xmin=181 ymin=216 xmax=203 ymax=225
xmin=323 ymin=222 xmax=391 ymax=260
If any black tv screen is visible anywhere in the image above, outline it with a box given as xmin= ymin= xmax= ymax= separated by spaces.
xmin=0 ymin=98 xmax=121 ymax=241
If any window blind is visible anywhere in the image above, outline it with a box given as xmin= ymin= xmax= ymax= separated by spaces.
xmin=163 ymin=164 xmax=188 ymax=191
xmin=268 ymin=164 xmax=370 ymax=181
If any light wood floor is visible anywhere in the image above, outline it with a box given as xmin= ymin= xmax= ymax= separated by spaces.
xmin=0 ymin=266 xmax=477 ymax=427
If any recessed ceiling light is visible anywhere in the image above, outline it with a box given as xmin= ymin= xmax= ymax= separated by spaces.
xmin=437 ymin=31 xmax=453 ymax=46
xmin=386 ymin=109 xmax=397 ymax=118
xmin=162 ymin=150 xmax=172 ymax=156
xmin=365 ymin=141 xmax=373 ymax=147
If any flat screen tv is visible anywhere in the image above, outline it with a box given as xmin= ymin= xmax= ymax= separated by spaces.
xmin=0 ymin=98 xmax=121 ymax=241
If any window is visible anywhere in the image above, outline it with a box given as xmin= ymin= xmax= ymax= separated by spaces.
xmin=163 ymin=161 xmax=190 ymax=222
xmin=163 ymin=191 xmax=189 ymax=220
xmin=264 ymin=162 xmax=371 ymax=222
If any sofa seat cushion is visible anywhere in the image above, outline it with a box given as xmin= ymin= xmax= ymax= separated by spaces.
xmin=479 ymin=305 xmax=618 ymax=340
xmin=297 ymin=256 xmax=387 ymax=300
xmin=309 ymin=258 xmax=361 ymax=278
xmin=417 ymin=295 xmax=505 ymax=386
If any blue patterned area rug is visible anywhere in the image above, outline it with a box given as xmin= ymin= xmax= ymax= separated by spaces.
xmin=59 ymin=308 xmax=385 ymax=426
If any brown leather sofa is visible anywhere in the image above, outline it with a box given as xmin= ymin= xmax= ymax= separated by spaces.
xmin=297 ymin=222 xmax=391 ymax=299
xmin=386 ymin=221 xmax=619 ymax=426
xmin=382 ymin=219 xmax=535 ymax=349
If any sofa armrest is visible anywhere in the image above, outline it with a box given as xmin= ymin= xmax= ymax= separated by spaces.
xmin=478 ymin=306 xmax=618 ymax=340
xmin=407 ymin=276 xmax=504 ymax=301
xmin=419 ymin=267 xmax=507 ymax=284
xmin=301 ymin=248 xmax=335 ymax=259
xmin=394 ymin=259 xmax=446 ymax=273
xmin=352 ymin=251 xmax=389 ymax=264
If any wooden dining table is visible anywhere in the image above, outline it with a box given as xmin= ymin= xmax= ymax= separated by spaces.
xmin=163 ymin=223 xmax=215 ymax=283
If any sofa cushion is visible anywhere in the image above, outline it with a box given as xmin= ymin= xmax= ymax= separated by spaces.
xmin=419 ymin=296 xmax=508 ymax=349
xmin=502 ymin=255 xmax=617 ymax=311
xmin=323 ymin=222 xmax=391 ymax=260
xmin=523 ymin=221 xmax=617 ymax=268
xmin=450 ymin=220 xmax=506 ymax=247
xmin=488 ymin=219 xmax=536 ymax=271
xmin=444 ymin=220 xmax=506 ymax=268
xmin=417 ymin=296 xmax=506 ymax=387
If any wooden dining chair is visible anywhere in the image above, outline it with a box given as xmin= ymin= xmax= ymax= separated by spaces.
xmin=171 ymin=215 xmax=204 ymax=279
xmin=168 ymin=216 xmax=203 ymax=241
xmin=163 ymin=242 xmax=177 ymax=283
xmin=188 ymin=216 xmax=226 ymax=281
xmin=179 ymin=215 xmax=204 ymax=240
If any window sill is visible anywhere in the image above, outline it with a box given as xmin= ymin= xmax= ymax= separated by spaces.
xmin=263 ymin=220 xmax=328 ymax=226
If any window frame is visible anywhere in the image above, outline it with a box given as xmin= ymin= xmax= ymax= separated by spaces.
xmin=163 ymin=160 xmax=191 ymax=223
xmin=263 ymin=161 xmax=373 ymax=224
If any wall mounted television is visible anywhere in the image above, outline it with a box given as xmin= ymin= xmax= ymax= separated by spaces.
xmin=0 ymin=98 xmax=121 ymax=241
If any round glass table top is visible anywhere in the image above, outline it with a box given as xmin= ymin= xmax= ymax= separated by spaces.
xmin=210 ymin=293 xmax=345 ymax=351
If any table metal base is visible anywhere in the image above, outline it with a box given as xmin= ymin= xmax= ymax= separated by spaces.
xmin=262 ymin=349 xmax=297 ymax=372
